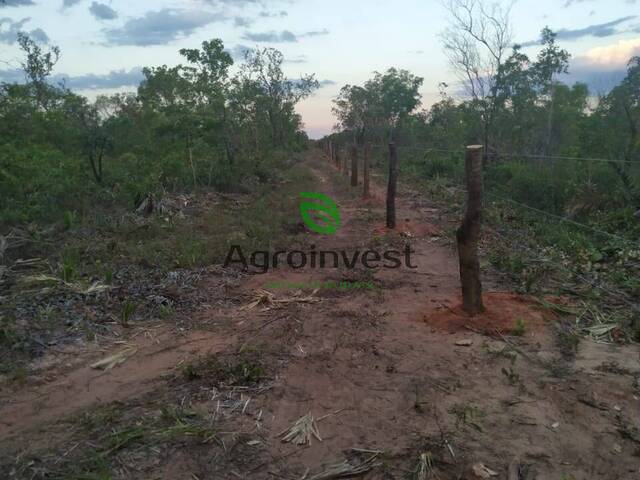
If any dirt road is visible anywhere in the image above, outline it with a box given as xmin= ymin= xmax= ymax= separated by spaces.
xmin=1 ymin=150 xmax=639 ymax=479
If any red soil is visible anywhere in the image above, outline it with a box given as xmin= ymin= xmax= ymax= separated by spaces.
xmin=422 ymin=291 xmax=554 ymax=335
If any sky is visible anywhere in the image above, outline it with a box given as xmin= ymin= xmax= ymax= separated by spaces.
xmin=1 ymin=0 xmax=639 ymax=138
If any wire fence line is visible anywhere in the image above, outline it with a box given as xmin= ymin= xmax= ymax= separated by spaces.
xmin=361 ymin=142 xmax=640 ymax=246
xmin=484 ymin=191 xmax=637 ymax=245
xmin=323 ymin=140 xmax=640 ymax=313
xmin=488 ymin=224 xmax=640 ymax=314
xmin=367 ymin=143 xmax=637 ymax=164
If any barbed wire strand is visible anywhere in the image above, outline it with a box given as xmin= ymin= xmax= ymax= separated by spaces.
xmin=484 ymin=191 xmax=636 ymax=245
xmin=364 ymin=144 xmax=637 ymax=164
xmin=489 ymin=225 xmax=640 ymax=314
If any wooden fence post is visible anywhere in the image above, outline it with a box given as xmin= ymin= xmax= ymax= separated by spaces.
xmin=350 ymin=145 xmax=358 ymax=187
xmin=386 ymin=142 xmax=398 ymax=229
xmin=363 ymin=143 xmax=370 ymax=198
xmin=457 ymin=145 xmax=485 ymax=315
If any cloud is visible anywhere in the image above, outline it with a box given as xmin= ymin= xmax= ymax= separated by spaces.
xmin=520 ymin=16 xmax=636 ymax=46
xmin=285 ymin=54 xmax=307 ymax=64
xmin=563 ymin=0 xmax=592 ymax=6
xmin=0 ymin=17 xmax=48 ymax=44
xmin=89 ymin=2 xmax=117 ymax=20
xmin=0 ymin=0 xmax=35 ymax=6
xmin=578 ymin=37 xmax=640 ymax=68
xmin=561 ymin=38 xmax=640 ymax=93
xmin=299 ymin=29 xmax=329 ymax=38
xmin=28 ymin=26 xmax=47 ymax=42
xmin=259 ymin=10 xmax=287 ymax=18
xmin=227 ymin=43 xmax=252 ymax=60
xmin=0 ymin=68 xmax=24 ymax=83
xmin=242 ymin=29 xmax=296 ymax=42
xmin=242 ymin=28 xmax=328 ymax=43
xmin=0 ymin=66 xmax=144 ymax=90
xmin=53 ymin=67 xmax=143 ymax=89
xmin=233 ymin=16 xmax=252 ymax=27
xmin=62 ymin=0 xmax=82 ymax=8
xmin=104 ymin=8 xmax=227 ymax=46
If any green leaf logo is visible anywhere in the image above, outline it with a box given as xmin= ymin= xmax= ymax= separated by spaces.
xmin=299 ymin=192 xmax=341 ymax=235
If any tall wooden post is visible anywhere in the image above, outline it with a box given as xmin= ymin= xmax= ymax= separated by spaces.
xmin=363 ymin=143 xmax=370 ymax=198
xmin=386 ymin=142 xmax=398 ymax=229
xmin=457 ymin=145 xmax=485 ymax=315
xmin=350 ymin=145 xmax=358 ymax=187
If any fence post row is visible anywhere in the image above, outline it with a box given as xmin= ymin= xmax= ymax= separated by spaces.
xmin=363 ymin=143 xmax=370 ymax=198
xmin=457 ymin=145 xmax=485 ymax=315
xmin=350 ymin=145 xmax=358 ymax=187
xmin=386 ymin=142 xmax=398 ymax=229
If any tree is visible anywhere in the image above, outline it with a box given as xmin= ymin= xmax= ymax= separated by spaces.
xmin=16 ymin=32 xmax=60 ymax=110
xmin=332 ymin=68 xmax=422 ymax=143
xmin=441 ymin=0 xmax=514 ymax=154
xmin=593 ymin=57 xmax=640 ymax=202
xmin=332 ymin=84 xmax=378 ymax=144
xmin=531 ymin=27 xmax=571 ymax=154
xmin=138 ymin=65 xmax=200 ymax=185
xmin=179 ymin=40 xmax=234 ymax=163
xmin=240 ymin=48 xmax=319 ymax=147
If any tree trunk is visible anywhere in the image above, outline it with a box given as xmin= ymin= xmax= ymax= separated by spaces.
xmin=350 ymin=145 xmax=358 ymax=186
xmin=343 ymin=148 xmax=349 ymax=176
xmin=386 ymin=142 xmax=398 ymax=229
xmin=363 ymin=143 xmax=370 ymax=198
xmin=187 ymin=132 xmax=196 ymax=188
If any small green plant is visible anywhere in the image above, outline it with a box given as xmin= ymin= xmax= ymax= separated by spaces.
xmin=104 ymin=269 xmax=114 ymax=284
xmin=120 ymin=300 xmax=137 ymax=327
xmin=63 ymin=210 xmax=76 ymax=230
xmin=60 ymin=261 xmax=75 ymax=283
xmin=513 ymin=318 xmax=526 ymax=336
xmin=157 ymin=304 xmax=173 ymax=319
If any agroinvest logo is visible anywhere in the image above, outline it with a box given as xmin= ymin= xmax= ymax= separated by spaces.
xmin=299 ymin=192 xmax=341 ymax=235
xmin=223 ymin=192 xmax=416 ymax=272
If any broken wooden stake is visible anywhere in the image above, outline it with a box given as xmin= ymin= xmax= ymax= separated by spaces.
xmin=350 ymin=145 xmax=358 ymax=187
xmin=456 ymin=145 xmax=485 ymax=315
xmin=386 ymin=142 xmax=398 ymax=229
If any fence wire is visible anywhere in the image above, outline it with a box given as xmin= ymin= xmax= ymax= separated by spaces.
xmin=322 ymin=141 xmax=639 ymax=312
xmin=366 ymin=143 xmax=638 ymax=164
